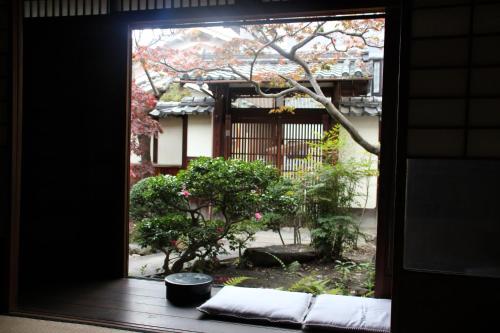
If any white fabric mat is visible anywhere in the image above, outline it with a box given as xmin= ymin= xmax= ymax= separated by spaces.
xmin=302 ymin=294 xmax=391 ymax=332
xmin=198 ymin=286 xmax=313 ymax=324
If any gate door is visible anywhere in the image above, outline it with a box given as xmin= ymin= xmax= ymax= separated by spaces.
xmin=230 ymin=120 xmax=324 ymax=176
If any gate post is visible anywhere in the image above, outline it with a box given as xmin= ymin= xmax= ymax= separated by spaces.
xmin=224 ymin=114 xmax=232 ymax=159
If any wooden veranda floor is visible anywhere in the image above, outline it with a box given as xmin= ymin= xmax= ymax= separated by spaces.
xmin=16 ymin=278 xmax=303 ymax=333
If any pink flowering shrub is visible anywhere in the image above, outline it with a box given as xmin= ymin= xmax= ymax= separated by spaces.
xmin=130 ymin=157 xmax=292 ymax=273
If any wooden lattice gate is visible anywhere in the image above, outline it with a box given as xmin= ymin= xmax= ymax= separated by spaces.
xmin=230 ymin=119 xmax=325 ymax=176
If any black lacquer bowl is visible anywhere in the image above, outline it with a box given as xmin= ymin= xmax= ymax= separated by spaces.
xmin=165 ymin=273 xmax=213 ymax=306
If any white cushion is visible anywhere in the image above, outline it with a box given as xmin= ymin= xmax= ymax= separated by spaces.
xmin=303 ymin=294 xmax=391 ymax=332
xmin=197 ymin=286 xmax=312 ymax=324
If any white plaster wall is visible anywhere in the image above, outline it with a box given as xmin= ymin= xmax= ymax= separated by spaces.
xmin=187 ymin=114 xmax=213 ymax=157
xmin=130 ymin=138 xmax=141 ymax=164
xmin=157 ymin=117 xmax=183 ymax=166
xmin=339 ymin=116 xmax=380 ymax=209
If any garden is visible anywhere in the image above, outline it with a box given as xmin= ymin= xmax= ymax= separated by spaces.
xmin=129 ymin=128 xmax=378 ymax=297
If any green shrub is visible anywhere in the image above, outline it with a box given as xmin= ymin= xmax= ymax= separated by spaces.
xmin=130 ymin=157 xmax=289 ymax=273
xmin=299 ymin=126 xmax=375 ymax=260
xmin=310 ymin=215 xmax=360 ymax=260
xmin=261 ymin=178 xmax=298 ymax=245
xmin=288 ymin=276 xmax=342 ymax=295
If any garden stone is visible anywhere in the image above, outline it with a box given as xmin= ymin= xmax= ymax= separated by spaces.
xmin=353 ymin=287 xmax=369 ymax=296
xmin=244 ymin=244 xmax=318 ymax=267
xmin=129 ymin=243 xmax=155 ymax=256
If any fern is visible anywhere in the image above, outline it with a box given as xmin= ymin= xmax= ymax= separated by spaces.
xmin=264 ymin=251 xmax=287 ymax=271
xmin=288 ymin=276 xmax=331 ymax=295
xmin=223 ymin=276 xmax=254 ymax=286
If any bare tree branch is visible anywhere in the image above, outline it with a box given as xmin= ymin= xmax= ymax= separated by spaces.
xmin=228 ymin=64 xmax=300 ymax=98
xmin=289 ymin=22 xmax=327 ymax=56
xmin=150 ymin=22 xmax=383 ymax=156
xmin=249 ymin=36 xmax=280 ymax=80
xmin=250 ymin=30 xmax=324 ymax=97
xmin=280 ymin=75 xmax=380 ymax=155
xmin=134 ymin=36 xmax=161 ymax=98
xmin=317 ymin=28 xmax=384 ymax=49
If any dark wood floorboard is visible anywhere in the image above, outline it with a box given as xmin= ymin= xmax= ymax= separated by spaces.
xmin=17 ymin=278 xmax=303 ymax=333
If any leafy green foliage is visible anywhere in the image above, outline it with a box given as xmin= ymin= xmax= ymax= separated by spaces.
xmin=288 ymin=276 xmax=342 ymax=296
xmin=287 ymin=261 xmax=301 ymax=273
xmin=130 ymin=174 xmax=184 ymax=222
xmin=130 ymin=157 xmax=291 ymax=273
xmin=331 ymin=260 xmax=376 ymax=297
xmin=261 ymin=179 xmax=298 ymax=244
xmin=223 ymin=276 xmax=254 ymax=286
xmin=134 ymin=214 xmax=190 ymax=252
xmin=310 ymin=216 xmax=361 ymax=260
xmin=299 ymin=126 xmax=375 ymax=260
xmin=279 ymin=261 xmax=374 ymax=296
xmin=358 ymin=262 xmax=376 ymax=297
xmin=139 ymin=264 xmax=148 ymax=276
xmin=160 ymin=83 xmax=191 ymax=102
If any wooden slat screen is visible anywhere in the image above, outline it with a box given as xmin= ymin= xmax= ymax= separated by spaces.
xmin=231 ymin=122 xmax=277 ymax=166
xmin=407 ymin=0 xmax=500 ymax=158
xmin=24 ymin=0 xmax=109 ymax=17
xmin=23 ymin=0 xmax=236 ymax=17
xmin=118 ymin=0 xmax=235 ymax=12
xmin=282 ymin=123 xmax=323 ymax=177
xmin=231 ymin=121 xmax=323 ymax=176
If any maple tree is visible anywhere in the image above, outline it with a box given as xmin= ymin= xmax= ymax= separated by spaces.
xmin=130 ymin=33 xmax=164 ymax=181
xmin=133 ymin=19 xmax=384 ymax=156
xmin=130 ymin=80 xmax=161 ymax=180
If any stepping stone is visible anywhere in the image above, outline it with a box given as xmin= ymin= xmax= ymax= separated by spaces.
xmin=244 ymin=244 xmax=318 ymax=267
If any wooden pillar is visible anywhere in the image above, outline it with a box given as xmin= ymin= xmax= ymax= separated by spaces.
xmin=322 ymin=113 xmax=332 ymax=132
xmin=328 ymin=83 xmax=342 ymax=164
xmin=276 ymin=121 xmax=282 ymax=172
xmin=211 ymin=84 xmax=227 ymax=158
xmin=152 ymin=136 xmax=158 ymax=164
xmin=332 ymin=82 xmax=342 ymax=109
xmin=224 ymin=114 xmax=232 ymax=159
xmin=182 ymin=115 xmax=188 ymax=168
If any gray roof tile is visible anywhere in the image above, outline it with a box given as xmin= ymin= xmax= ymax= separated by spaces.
xmin=180 ymin=59 xmax=371 ymax=82
xmin=150 ymin=96 xmax=215 ymax=117
xmin=340 ymin=96 xmax=382 ymax=116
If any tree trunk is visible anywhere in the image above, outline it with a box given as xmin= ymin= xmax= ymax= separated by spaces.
xmin=138 ymin=134 xmax=152 ymax=163
xmin=162 ymin=251 xmax=171 ymax=274
xmin=171 ymin=248 xmax=198 ymax=273
xmin=134 ymin=134 xmax=155 ymax=179
xmin=332 ymin=234 xmax=344 ymax=260
xmin=277 ymin=228 xmax=285 ymax=246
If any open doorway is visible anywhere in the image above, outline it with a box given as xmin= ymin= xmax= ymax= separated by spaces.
xmin=13 ymin=1 xmax=401 ymax=330
xmin=128 ymin=17 xmax=385 ymax=298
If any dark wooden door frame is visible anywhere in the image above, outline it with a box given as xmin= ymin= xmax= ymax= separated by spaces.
xmin=8 ymin=0 xmax=23 ymax=313
xmin=125 ymin=9 xmax=400 ymax=298
xmin=8 ymin=0 xmax=403 ymax=314
xmin=374 ymin=5 xmax=402 ymax=298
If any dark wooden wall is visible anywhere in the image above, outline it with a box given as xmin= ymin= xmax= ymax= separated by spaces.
xmin=18 ymin=17 xmax=129 ymax=284
xmin=0 ymin=0 xmax=12 ymax=314
xmin=392 ymin=0 xmax=500 ymax=332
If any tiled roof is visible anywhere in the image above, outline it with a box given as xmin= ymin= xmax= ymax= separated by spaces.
xmin=179 ymin=59 xmax=370 ymax=82
xmin=284 ymin=97 xmax=324 ymax=109
xmin=340 ymin=96 xmax=382 ymax=116
xmin=135 ymin=70 xmax=173 ymax=93
xmin=230 ymin=96 xmax=382 ymax=116
xmin=150 ymin=96 xmax=215 ymax=117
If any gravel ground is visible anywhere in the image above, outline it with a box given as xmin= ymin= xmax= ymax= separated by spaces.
xmin=129 ymin=210 xmax=377 ymax=277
